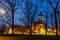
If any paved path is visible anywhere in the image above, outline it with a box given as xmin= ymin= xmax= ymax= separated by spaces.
xmin=0 ymin=35 xmax=60 ymax=40
xmin=0 ymin=36 xmax=12 ymax=40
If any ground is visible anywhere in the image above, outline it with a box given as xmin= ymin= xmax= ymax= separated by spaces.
xmin=0 ymin=34 xmax=60 ymax=40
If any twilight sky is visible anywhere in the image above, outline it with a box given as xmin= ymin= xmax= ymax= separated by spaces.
xmin=0 ymin=0 xmax=60 ymax=27
xmin=14 ymin=0 xmax=53 ymax=25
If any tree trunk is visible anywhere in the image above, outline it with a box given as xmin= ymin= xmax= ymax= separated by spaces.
xmin=29 ymin=28 xmax=32 ymax=35
xmin=11 ymin=8 xmax=14 ymax=35
xmin=58 ymin=13 xmax=60 ymax=34
xmin=54 ymin=10 xmax=58 ymax=36
xmin=45 ymin=13 xmax=48 ymax=35
xmin=58 ymin=13 xmax=60 ymax=29
xmin=51 ymin=14 xmax=53 ymax=32
xmin=29 ymin=23 xmax=32 ymax=35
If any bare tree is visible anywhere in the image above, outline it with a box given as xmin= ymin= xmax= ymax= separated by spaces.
xmin=50 ymin=13 xmax=54 ymax=31
xmin=20 ymin=0 xmax=39 ymax=35
xmin=47 ymin=0 xmax=60 ymax=36
xmin=57 ymin=12 xmax=60 ymax=33
xmin=43 ymin=11 xmax=48 ymax=35
xmin=45 ymin=12 xmax=48 ymax=35
xmin=0 ymin=0 xmax=22 ymax=34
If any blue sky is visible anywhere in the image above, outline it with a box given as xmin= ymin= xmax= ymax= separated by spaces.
xmin=0 ymin=0 xmax=60 ymax=27
xmin=14 ymin=0 xmax=51 ymax=25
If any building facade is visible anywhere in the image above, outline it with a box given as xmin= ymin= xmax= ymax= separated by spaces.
xmin=32 ymin=12 xmax=46 ymax=35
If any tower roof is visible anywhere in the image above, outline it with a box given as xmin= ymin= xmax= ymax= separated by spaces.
xmin=34 ymin=20 xmax=45 ymax=26
xmin=39 ymin=12 xmax=44 ymax=16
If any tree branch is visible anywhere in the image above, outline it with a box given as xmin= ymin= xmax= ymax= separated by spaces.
xmin=48 ymin=0 xmax=55 ymax=10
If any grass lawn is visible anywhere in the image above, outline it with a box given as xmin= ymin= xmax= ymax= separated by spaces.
xmin=0 ymin=34 xmax=60 ymax=40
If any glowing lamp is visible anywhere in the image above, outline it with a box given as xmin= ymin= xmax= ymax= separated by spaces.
xmin=0 ymin=8 xmax=6 ymax=14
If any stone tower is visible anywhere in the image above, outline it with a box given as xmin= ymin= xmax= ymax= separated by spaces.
xmin=32 ymin=12 xmax=45 ymax=34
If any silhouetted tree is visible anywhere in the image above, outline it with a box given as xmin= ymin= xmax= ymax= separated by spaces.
xmin=0 ymin=0 xmax=22 ymax=34
xmin=43 ymin=11 xmax=48 ymax=35
xmin=21 ymin=0 xmax=39 ymax=35
xmin=47 ymin=0 xmax=60 ymax=36
xmin=57 ymin=12 xmax=60 ymax=32
xmin=50 ymin=13 xmax=54 ymax=31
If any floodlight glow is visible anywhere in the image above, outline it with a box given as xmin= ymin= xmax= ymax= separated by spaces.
xmin=0 ymin=9 xmax=6 ymax=14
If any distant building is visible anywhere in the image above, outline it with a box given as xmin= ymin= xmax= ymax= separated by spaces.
xmin=32 ymin=12 xmax=46 ymax=35
xmin=4 ymin=12 xmax=46 ymax=35
xmin=4 ymin=25 xmax=29 ymax=34
xmin=4 ymin=12 xmax=58 ymax=35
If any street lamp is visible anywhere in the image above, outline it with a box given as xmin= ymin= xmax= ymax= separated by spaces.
xmin=0 ymin=8 xmax=6 ymax=14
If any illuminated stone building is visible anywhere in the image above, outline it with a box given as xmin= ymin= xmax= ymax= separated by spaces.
xmin=32 ymin=12 xmax=46 ymax=35
xmin=4 ymin=12 xmax=58 ymax=35
xmin=4 ymin=25 xmax=29 ymax=34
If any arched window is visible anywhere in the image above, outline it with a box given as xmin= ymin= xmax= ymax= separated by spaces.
xmin=34 ymin=28 xmax=36 ymax=30
xmin=40 ymin=26 xmax=41 ymax=28
xmin=38 ymin=28 xmax=40 ymax=31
